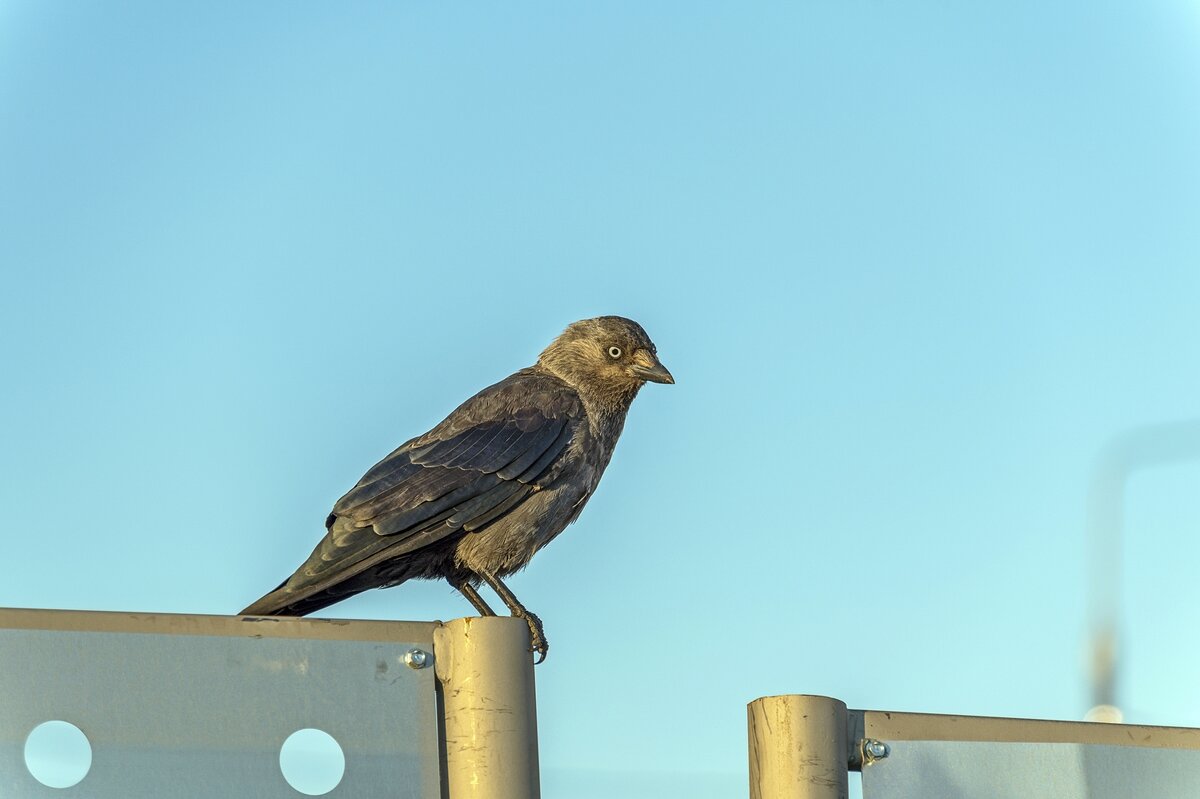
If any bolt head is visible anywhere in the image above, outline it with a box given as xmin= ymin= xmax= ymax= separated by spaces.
xmin=864 ymin=739 xmax=890 ymax=760
xmin=404 ymin=649 xmax=429 ymax=669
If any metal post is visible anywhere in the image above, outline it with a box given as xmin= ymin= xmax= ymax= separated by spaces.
xmin=748 ymin=694 xmax=849 ymax=799
xmin=434 ymin=616 xmax=540 ymax=799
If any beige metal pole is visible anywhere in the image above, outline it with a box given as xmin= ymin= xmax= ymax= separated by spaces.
xmin=434 ymin=616 xmax=540 ymax=799
xmin=748 ymin=694 xmax=849 ymax=799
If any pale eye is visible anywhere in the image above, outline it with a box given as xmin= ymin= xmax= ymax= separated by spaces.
xmin=608 ymin=346 xmax=622 ymax=359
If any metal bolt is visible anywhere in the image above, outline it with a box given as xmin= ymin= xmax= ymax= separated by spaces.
xmin=863 ymin=739 xmax=890 ymax=762
xmin=403 ymin=648 xmax=429 ymax=669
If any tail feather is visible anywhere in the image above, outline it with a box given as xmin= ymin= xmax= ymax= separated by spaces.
xmin=240 ymin=582 xmax=362 ymax=617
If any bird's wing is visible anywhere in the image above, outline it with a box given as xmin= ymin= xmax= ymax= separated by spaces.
xmin=245 ymin=371 xmax=582 ymax=612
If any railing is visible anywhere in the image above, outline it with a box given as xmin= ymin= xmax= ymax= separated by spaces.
xmin=748 ymin=694 xmax=1200 ymax=799
xmin=15 ymin=611 xmax=1194 ymax=798
xmin=0 ymin=608 xmax=539 ymax=798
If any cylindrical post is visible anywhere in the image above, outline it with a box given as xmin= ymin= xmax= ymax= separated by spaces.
xmin=434 ymin=616 xmax=540 ymax=799
xmin=748 ymin=694 xmax=848 ymax=799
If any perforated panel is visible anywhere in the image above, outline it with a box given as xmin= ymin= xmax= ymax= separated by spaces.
xmin=0 ymin=609 xmax=441 ymax=798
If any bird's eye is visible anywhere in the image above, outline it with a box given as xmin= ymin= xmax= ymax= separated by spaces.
xmin=608 ymin=346 xmax=622 ymax=359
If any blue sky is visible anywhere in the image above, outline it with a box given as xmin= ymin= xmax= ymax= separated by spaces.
xmin=2 ymin=2 xmax=1200 ymax=796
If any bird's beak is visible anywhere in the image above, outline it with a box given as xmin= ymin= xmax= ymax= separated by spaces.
xmin=630 ymin=351 xmax=675 ymax=384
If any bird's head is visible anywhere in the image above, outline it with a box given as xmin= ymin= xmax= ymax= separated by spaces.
xmin=538 ymin=316 xmax=673 ymax=406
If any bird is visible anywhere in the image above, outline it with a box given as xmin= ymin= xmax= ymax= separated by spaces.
xmin=241 ymin=316 xmax=673 ymax=662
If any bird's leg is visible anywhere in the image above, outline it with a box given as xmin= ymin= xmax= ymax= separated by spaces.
xmin=449 ymin=577 xmax=498 ymax=616
xmin=478 ymin=571 xmax=548 ymax=663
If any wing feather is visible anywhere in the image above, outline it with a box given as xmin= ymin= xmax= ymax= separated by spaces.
xmin=496 ymin=417 xmax=568 ymax=479
xmin=518 ymin=419 xmax=575 ymax=482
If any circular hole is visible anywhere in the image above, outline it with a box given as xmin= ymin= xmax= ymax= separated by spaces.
xmin=279 ymin=728 xmax=345 ymax=795
xmin=24 ymin=720 xmax=92 ymax=788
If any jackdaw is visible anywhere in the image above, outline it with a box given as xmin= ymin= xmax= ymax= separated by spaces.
xmin=241 ymin=316 xmax=672 ymax=661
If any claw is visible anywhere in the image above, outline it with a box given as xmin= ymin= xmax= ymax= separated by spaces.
xmin=519 ymin=610 xmax=548 ymax=663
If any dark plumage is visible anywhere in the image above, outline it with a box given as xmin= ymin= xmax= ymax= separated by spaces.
xmin=241 ymin=316 xmax=672 ymax=661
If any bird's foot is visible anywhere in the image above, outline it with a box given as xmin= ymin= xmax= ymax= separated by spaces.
xmin=515 ymin=609 xmax=548 ymax=664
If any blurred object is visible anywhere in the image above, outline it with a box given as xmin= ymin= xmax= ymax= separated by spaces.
xmin=1084 ymin=704 xmax=1125 ymax=724
xmin=1086 ymin=420 xmax=1200 ymax=720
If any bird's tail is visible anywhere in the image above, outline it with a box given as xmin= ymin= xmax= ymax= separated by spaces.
xmin=241 ymin=534 xmax=422 ymax=617
xmin=240 ymin=581 xmax=363 ymax=617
